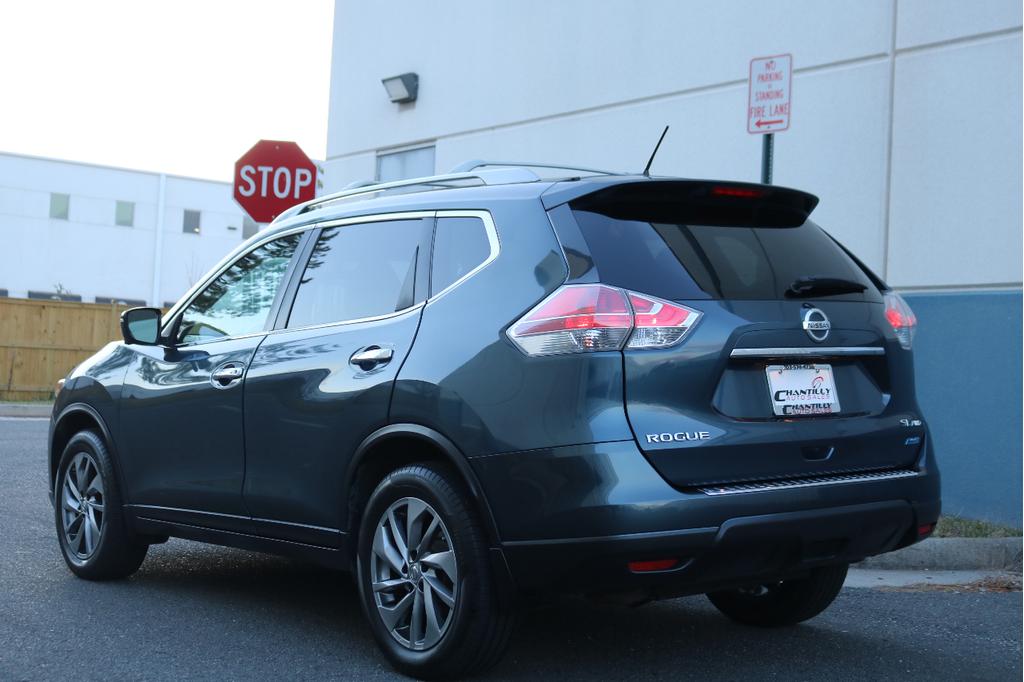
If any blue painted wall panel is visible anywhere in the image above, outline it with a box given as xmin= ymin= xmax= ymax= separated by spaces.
xmin=904 ymin=290 xmax=1022 ymax=526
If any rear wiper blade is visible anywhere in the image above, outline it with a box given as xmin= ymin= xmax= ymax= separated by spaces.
xmin=786 ymin=276 xmax=867 ymax=298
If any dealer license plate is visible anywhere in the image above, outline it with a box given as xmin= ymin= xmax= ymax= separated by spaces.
xmin=765 ymin=364 xmax=841 ymax=417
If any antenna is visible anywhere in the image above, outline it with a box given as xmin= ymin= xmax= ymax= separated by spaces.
xmin=642 ymin=126 xmax=670 ymax=177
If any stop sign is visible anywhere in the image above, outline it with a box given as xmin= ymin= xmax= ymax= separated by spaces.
xmin=233 ymin=140 xmax=317 ymax=223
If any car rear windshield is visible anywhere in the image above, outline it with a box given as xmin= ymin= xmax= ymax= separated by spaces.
xmin=571 ymin=210 xmax=881 ymax=302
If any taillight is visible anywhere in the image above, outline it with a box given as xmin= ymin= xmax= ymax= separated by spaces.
xmin=507 ymin=284 xmax=701 ymax=356
xmin=884 ymin=292 xmax=917 ymax=350
xmin=626 ymin=291 xmax=702 ymax=349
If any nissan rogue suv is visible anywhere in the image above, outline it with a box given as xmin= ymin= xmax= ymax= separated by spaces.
xmin=49 ymin=162 xmax=940 ymax=679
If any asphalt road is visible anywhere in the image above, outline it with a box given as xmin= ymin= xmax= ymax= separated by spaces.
xmin=2 ymin=417 xmax=1020 ymax=681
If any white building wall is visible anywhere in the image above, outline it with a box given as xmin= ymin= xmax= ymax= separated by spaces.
xmin=0 ymin=153 xmax=251 ymax=306
xmin=325 ymin=0 xmax=1022 ymax=288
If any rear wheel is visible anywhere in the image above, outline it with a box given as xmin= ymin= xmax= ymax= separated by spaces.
xmin=706 ymin=564 xmax=848 ymax=627
xmin=54 ymin=430 xmax=147 ymax=580
xmin=356 ymin=463 xmax=513 ymax=679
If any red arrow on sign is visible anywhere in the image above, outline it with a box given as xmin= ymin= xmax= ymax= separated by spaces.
xmin=755 ymin=119 xmax=784 ymax=128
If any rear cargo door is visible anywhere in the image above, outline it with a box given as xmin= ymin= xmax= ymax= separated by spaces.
xmin=564 ymin=181 xmax=924 ymax=488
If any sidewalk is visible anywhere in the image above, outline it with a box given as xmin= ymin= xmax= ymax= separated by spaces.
xmin=0 ymin=402 xmax=53 ymax=418
xmin=856 ymin=537 xmax=1023 ymax=571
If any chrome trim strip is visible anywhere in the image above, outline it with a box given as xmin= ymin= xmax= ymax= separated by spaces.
xmin=162 ymin=209 xmax=444 ymax=346
xmin=697 ymin=468 xmax=919 ymax=496
xmin=266 ymin=304 xmax=424 ymax=338
xmin=315 ymin=209 xmax=435 ymax=229
xmin=163 ymin=208 xmax=497 ymax=348
xmin=730 ymin=346 xmax=885 ymax=358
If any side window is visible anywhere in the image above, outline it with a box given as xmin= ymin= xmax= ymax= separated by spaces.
xmin=287 ymin=219 xmax=426 ymax=328
xmin=176 ymin=234 xmax=301 ymax=344
xmin=430 ymin=216 xmax=492 ymax=294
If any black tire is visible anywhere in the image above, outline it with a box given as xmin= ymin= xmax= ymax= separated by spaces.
xmin=54 ymin=430 xmax=147 ymax=580
xmin=356 ymin=463 xmax=514 ymax=679
xmin=707 ymin=564 xmax=848 ymax=627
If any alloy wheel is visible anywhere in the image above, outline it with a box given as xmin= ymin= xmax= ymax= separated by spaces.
xmin=61 ymin=452 xmax=105 ymax=560
xmin=370 ymin=497 xmax=458 ymax=651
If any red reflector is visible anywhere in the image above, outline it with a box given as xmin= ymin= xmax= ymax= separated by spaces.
xmin=917 ymin=523 xmax=936 ymax=537
xmin=627 ymin=558 xmax=679 ymax=573
xmin=711 ymin=186 xmax=763 ymax=198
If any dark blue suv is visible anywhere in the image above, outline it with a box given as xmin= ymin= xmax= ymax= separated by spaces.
xmin=49 ymin=162 xmax=940 ymax=679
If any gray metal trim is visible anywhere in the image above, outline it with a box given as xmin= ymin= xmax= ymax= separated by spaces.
xmin=273 ymin=168 xmax=540 ymax=223
xmin=449 ymin=159 xmax=617 ymax=176
xmin=698 ymin=468 xmax=919 ymax=496
xmin=730 ymin=346 xmax=885 ymax=359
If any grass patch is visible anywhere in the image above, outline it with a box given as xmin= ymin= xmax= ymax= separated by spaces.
xmin=934 ymin=515 xmax=1022 ymax=538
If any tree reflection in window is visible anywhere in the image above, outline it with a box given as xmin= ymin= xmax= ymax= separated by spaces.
xmin=178 ymin=234 xmax=301 ymax=344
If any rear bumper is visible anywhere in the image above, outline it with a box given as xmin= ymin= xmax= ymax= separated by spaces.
xmin=469 ymin=438 xmax=940 ymax=595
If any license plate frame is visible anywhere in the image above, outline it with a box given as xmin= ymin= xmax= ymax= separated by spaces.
xmin=765 ymin=363 xmax=841 ymax=417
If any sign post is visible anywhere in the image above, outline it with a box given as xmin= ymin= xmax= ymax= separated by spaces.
xmin=747 ymin=54 xmax=792 ymax=184
xmin=233 ymin=140 xmax=318 ymax=224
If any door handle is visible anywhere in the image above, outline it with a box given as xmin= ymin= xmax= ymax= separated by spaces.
xmin=211 ymin=363 xmax=245 ymax=389
xmin=350 ymin=346 xmax=393 ymax=370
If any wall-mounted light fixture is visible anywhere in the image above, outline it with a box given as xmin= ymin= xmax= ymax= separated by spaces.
xmin=381 ymin=72 xmax=419 ymax=104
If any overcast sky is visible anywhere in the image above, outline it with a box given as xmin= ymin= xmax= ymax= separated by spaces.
xmin=0 ymin=0 xmax=334 ymax=181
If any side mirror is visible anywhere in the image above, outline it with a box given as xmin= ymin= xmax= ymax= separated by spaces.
xmin=120 ymin=307 xmax=162 ymax=346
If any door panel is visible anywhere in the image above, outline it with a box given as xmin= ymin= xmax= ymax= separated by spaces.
xmin=242 ymin=307 xmax=422 ymax=536
xmin=241 ymin=216 xmax=432 ymax=541
xmin=118 ymin=231 xmax=305 ymax=521
xmin=119 ymin=337 xmax=264 ymax=516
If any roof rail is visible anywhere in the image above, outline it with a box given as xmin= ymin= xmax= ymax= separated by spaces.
xmin=272 ymin=167 xmax=541 ymax=224
xmin=449 ymin=159 xmax=618 ymax=176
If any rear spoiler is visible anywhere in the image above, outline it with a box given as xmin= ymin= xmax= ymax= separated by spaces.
xmin=545 ymin=179 xmax=819 ymax=228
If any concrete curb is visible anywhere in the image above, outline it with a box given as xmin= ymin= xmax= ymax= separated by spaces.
xmin=857 ymin=537 xmax=1023 ymax=571
xmin=0 ymin=403 xmax=53 ymax=418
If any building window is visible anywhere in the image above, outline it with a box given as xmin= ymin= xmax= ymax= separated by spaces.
xmin=49 ymin=193 xmax=70 ymax=220
xmin=376 ymin=145 xmax=435 ymax=183
xmin=183 ymin=209 xmax=201 ymax=234
xmin=115 ymin=200 xmax=135 ymax=227
xmin=242 ymin=215 xmax=260 ymax=239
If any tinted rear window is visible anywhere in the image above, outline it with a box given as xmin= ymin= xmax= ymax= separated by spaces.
xmin=572 ymin=210 xmax=880 ymax=302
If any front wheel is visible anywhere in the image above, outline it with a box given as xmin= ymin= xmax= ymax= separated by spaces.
xmin=54 ymin=430 xmax=147 ymax=580
xmin=356 ymin=463 xmax=513 ymax=679
xmin=707 ymin=564 xmax=848 ymax=627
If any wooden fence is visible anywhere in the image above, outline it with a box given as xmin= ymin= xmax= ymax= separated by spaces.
xmin=0 ymin=297 xmax=132 ymax=402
